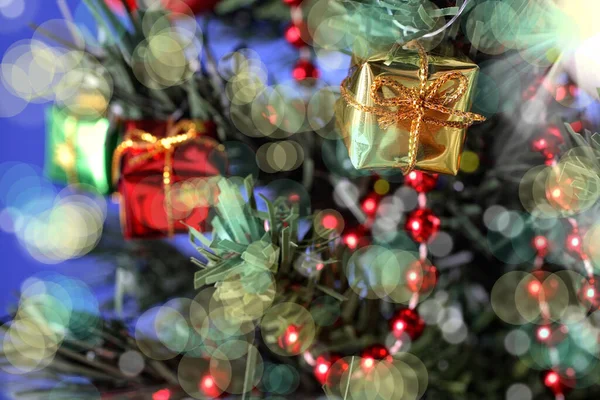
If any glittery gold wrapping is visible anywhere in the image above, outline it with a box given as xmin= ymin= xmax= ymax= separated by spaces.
xmin=336 ymin=49 xmax=480 ymax=175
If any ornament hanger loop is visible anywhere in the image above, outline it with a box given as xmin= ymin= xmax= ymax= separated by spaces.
xmin=378 ymin=0 xmax=472 ymax=40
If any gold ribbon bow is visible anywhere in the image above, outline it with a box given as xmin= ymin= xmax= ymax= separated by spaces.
xmin=341 ymin=41 xmax=486 ymax=174
xmin=113 ymin=120 xmax=225 ymax=237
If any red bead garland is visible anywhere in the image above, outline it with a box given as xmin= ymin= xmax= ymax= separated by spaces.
xmin=391 ymin=308 xmax=425 ymax=340
xmin=283 ymin=0 xmax=318 ymax=81
xmin=393 ymin=169 xmax=440 ymax=352
xmin=404 ymin=171 xmax=438 ymax=193
xmin=525 ymin=119 xmax=585 ymax=397
xmin=405 ymin=208 xmax=440 ymax=243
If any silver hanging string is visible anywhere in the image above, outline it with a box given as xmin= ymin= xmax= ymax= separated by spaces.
xmin=422 ymin=0 xmax=471 ymax=38
xmin=378 ymin=0 xmax=472 ymax=40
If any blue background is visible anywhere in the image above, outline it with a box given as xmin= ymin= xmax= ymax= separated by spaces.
xmin=0 ymin=3 xmax=108 ymax=397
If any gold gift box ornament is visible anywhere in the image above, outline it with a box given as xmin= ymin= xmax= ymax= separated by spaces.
xmin=337 ymin=41 xmax=486 ymax=175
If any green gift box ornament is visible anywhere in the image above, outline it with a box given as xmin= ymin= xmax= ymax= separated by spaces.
xmin=45 ymin=107 xmax=117 ymax=194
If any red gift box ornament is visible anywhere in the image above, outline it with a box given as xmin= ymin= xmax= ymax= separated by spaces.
xmin=113 ymin=120 xmax=226 ymax=239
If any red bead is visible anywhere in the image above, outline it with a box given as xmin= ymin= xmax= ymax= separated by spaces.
xmin=405 ymin=208 xmax=440 ymax=243
xmin=278 ymin=325 xmax=302 ymax=353
xmin=406 ymin=261 xmax=438 ymax=293
xmin=543 ymin=148 xmax=559 ymax=164
xmin=344 ymin=233 xmax=359 ymax=250
xmin=526 ymin=279 xmax=542 ymax=298
xmin=543 ymin=370 xmax=575 ymax=395
xmin=105 ymin=0 xmax=138 ymax=12
xmin=554 ymin=83 xmax=579 ymax=103
xmin=547 ymin=186 xmax=566 ymax=207
xmin=362 ymin=197 xmax=378 ymax=214
xmin=570 ymin=120 xmax=583 ymax=133
xmin=284 ymin=24 xmax=306 ymax=48
xmin=282 ymin=0 xmax=303 ymax=6
xmin=532 ymin=235 xmax=549 ymax=257
xmin=360 ymin=344 xmax=389 ymax=371
xmin=362 ymin=344 xmax=389 ymax=360
xmin=536 ymin=325 xmax=551 ymax=342
xmin=361 ymin=356 xmax=375 ymax=371
xmin=578 ymin=278 xmax=600 ymax=310
xmin=531 ymin=129 xmax=563 ymax=163
xmin=152 ymin=389 xmax=171 ymax=400
xmin=199 ymin=374 xmax=221 ymax=398
xmin=391 ymin=308 xmax=425 ymax=340
xmin=321 ymin=213 xmax=339 ymax=230
xmin=525 ymin=270 xmax=547 ymax=299
xmin=566 ymin=232 xmax=582 ymax=255
xmin=531 ymin=137 xmax=553 ymax=153
xmin=543 ymin=371 xmax=562 ymax=394
xmin=314 ymin=354 xmax=343 ymax=385
xmin=546 ymin=125 xmax=564 ymax=143
xmin=404 ymin=171 xmax=438 ymax=193
xmin=525 ymin=270 xmax=562 ymax=301
xmin=523 ymin=76 xmax=547 ymax=100
xmin=314 ymin=356 xmax=331 ymax=384
xmin=293 ymin=59 xmax=319 ymax=81
xmin=535 ymin=324 xmax=567 ymax=345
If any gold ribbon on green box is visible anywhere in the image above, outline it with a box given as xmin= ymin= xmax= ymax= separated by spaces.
xmin=337 ymin=41 xmax=486 ymax=175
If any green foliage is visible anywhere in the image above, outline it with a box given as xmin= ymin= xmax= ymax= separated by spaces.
xmin=190 ymin=176 xmax=299 ymax=289
xmin=79 ymin=0 xmax=219 ymax=119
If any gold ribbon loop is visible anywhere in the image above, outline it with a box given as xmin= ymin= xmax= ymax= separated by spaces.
xmin=340 ymin=41 xmax=486 ymax=174
xmin=112 ymin=120 xmax=224 ymax=185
